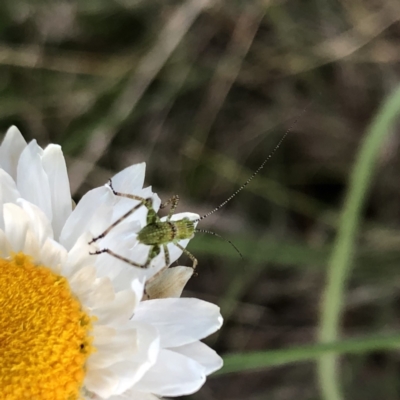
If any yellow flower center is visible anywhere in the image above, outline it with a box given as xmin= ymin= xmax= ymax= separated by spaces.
xmin=0 ymin=253 xmax=94 ymax=400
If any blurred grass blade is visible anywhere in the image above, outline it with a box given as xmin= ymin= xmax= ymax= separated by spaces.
xmin=66 ymin=0 xmax=212 ymax=193
xmin=219 ymin=333 xmax=400 ymax=374
xmin=318 ymin=85 xmax=400 ymax=400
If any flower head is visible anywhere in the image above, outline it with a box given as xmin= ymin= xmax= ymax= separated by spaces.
xmin=0 ymin=126 xmax=223 ymax=399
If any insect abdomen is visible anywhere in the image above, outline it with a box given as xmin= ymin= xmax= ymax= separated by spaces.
xmin=174 ymin=219 xmax=195 ymax=241
xmin=137 ymin=219 xmax=194 ymax=246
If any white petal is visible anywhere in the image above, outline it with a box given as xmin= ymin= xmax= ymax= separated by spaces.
xmin=16 ymin=140 xmax=52 ymax=221
xmin=88 ymin=277 xmax=116 ymax=309
xmin=94 ymin=269 xmax=144 ymax=303
xmin=145 ymin=266 xmax=194 ymax=299
xmin=145 ymin=188 xmax=161 ymax=213
xmin=168 ymin=212 xmax=199 ymax=223
xmin=92 ymin=236 xmax=149 ymax=285
xmin=88 ymin=327 xmax=138 ymax=369
xmin=17 ymin=198 xmax=53 ymax=245
xmin=0 ymin=168 xmax=19 ymax=204
xmin=0 ymin=169 xmax=20 ymax=230
xmin=135 ymin=349 xmax=206 ymax=396
xmin=110 ymin=163 xmax=146 ymax=193
xmin=91 ymin=325 xmax=116 ymax=346
xmin=111 ymin=267 xmax=145 ymax=299
xmin=64 ymin=232 xmax=95 ymax=278
xmin=111 ymin=389 xmax=160 ymax=400
xmin=171 ymin=341 xmax=223 ymax=375
xmin=86 ymin=323 xmax=159 ymax=398
xmin=69 ymin=265 xmax=97 ymax=298
xmin=60 ymin=186 xmax=113 ymax=250
xmin=73 ymin=274 xmax=115 ymax=309
xmin=94 ymin=290 xmax=137 ymax=325
xmin=84 ymin=368 xmax=119 ymax=399
xmin=42 ymin=144 xmax=72 ymax=240
xmin=40 ymin=238 xmax=67 ymax=269
xmin=89 ymin=322 xmax=159 ymax=387
xmin=22 ymin=229 xmax=41 ymax=261
xmin=0 ymin=229 xmax=12 ymax=257
xmin=134 ymin=298 xmax=223 ymax=348
xmin=0 ymin=126 xmax=27 ymax=180
xmin=3 ymin=203 xmax=30 ymax=252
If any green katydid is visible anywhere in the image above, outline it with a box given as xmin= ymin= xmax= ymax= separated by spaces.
xmin=89 ymin=121 xmax=295 ymax=270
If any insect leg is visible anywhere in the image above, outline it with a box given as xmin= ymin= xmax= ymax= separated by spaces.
xmin=90 ymin=178 xmax=156 ymax=244
xmin=109 ymin=178 xmax=159 ymax=226
xmin=142 ymin=244 xmax=172 ymax=299
xmin=161 ymin=244 xmax=170 ymax=266
xmin=108 ymin=179 xmax=150 ymax=203
xmin=144 ymin=244 xmax=170 ymax=284
xmin=175 ymin=243 xmax=198 ymax=270
xmin=89 ymin=248 xmax=149 ymax=269
xmin=160 ymin=195 xmax=180 ymax=221
xmin=89 ymin=200 xmax=150 ymax=244
xmin=143 ymin=245 xmax=161 ymax=268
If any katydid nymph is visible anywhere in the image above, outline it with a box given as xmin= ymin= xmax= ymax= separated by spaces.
xmin=89 ymin=123 xmax=295 ymax=271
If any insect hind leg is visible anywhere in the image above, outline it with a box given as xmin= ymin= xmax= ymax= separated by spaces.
xmin=90 ymin=244 xmax=162 ymax=270
xmin=175 ymin=243 xmax=198 ymax=270
xmin=143 ymin=244 xmax=171 ymax=284
xmin=143 ymin=245 xmax=161 ymax=268
xmin=89 ymin=248 xmax=150 ymax=269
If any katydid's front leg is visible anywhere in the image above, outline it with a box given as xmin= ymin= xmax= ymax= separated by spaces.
xmin=160 ymin=195 xmax=180 ymax=221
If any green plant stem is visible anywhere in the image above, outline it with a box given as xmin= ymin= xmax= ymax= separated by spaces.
xmin=318 ymin=86 xmax=400 ymax=400
xmin=218 ymin=333 xmax=400 ymax=374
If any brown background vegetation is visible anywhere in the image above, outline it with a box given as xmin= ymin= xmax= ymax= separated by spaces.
xmin=1 ymin=1 xmax=400 ymax=399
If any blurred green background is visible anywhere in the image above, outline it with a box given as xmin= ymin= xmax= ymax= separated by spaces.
xmin=2 ymin=1 xmax=400 ymax=399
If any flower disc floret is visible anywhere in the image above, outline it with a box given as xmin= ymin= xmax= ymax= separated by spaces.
xmin=0 ymin=253 xmax=94 ymax=400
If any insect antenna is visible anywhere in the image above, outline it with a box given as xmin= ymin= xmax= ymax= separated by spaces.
xmin=195 ymin=229 xmax=243 ymax=259
xmin=193 ymin=110 xmax=306 ymax=223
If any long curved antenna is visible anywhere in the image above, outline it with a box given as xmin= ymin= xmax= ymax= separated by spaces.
xmin=195 ymin=229 xmax=243 ymax=259
xmin=193 ymin=108 xmax=308 ymax=223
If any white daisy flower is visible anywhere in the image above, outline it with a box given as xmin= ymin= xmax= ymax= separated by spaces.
xmin=0 ymin=126 xmax=223 ymax=400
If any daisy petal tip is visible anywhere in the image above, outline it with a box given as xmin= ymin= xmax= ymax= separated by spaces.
xmin=6 ymin=125 xmax=24 ymax=139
